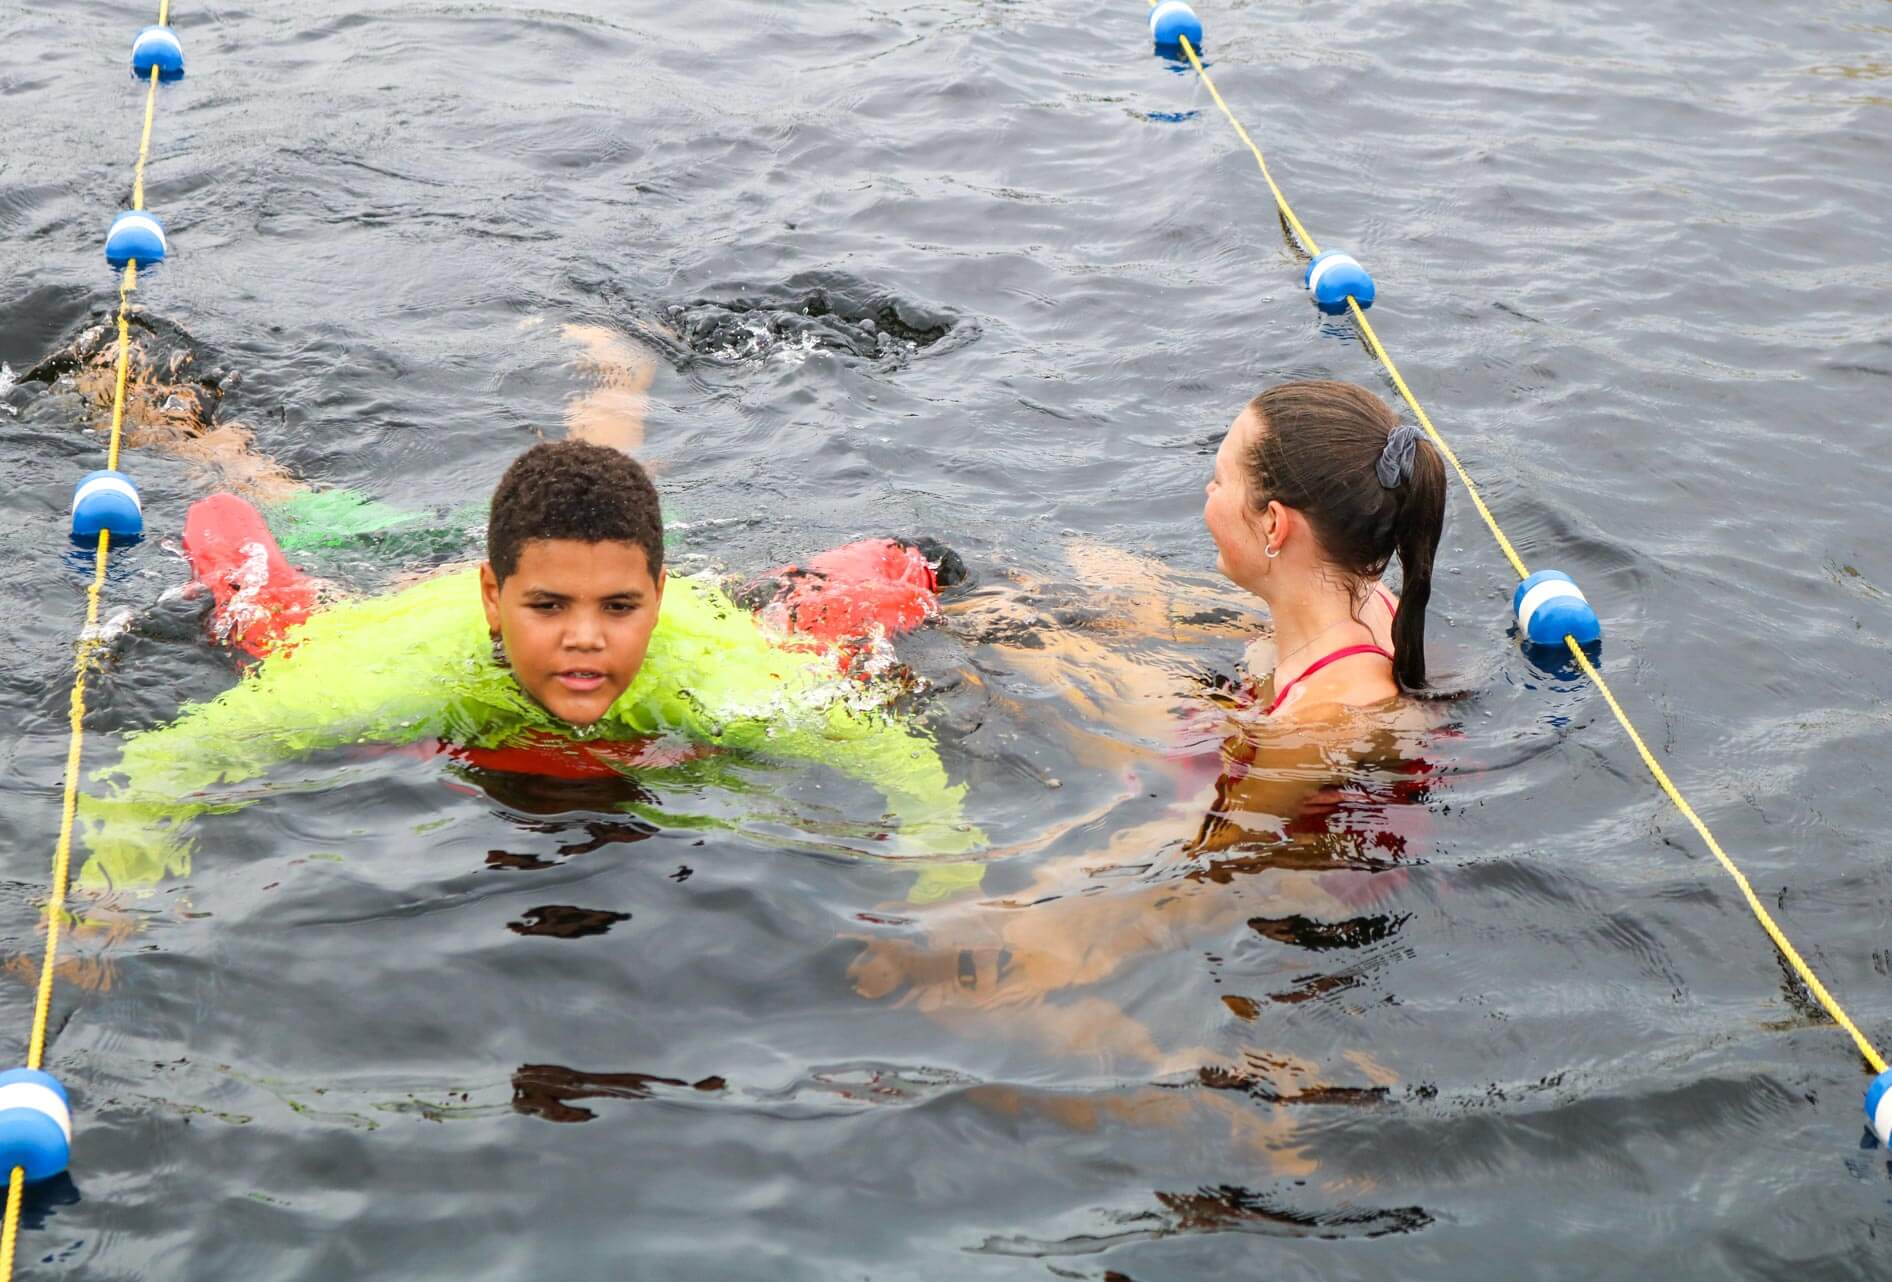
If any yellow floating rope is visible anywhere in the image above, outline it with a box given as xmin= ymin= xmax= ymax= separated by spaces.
xmin=1568 ymin=642 xmax=1886 ymax=1075
xmin=1 ymin=1 xmax=173 ymax=1269
xmin=1156 ymin=9 xmax=1885 ymax=1075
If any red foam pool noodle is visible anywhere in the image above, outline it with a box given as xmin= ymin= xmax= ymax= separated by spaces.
xmin=756 ymin=538 xmax=942 ymax=643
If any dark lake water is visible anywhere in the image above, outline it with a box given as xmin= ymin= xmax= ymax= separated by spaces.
xmin=3 ymin=1 xmax=1891 ymax=1277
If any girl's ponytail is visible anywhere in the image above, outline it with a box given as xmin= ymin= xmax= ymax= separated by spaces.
xmin=1390 ymin=438 xmax=1446 ymax=691
xmin=1246 ymin=380 xmax=1448 ymax=691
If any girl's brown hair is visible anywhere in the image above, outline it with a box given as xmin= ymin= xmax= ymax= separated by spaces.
xmin=1245 ymin=380 xmax=1446 ymax=690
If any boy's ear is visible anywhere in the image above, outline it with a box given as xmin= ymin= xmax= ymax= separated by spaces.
xmin=479 ymin=562 xmax=503 ymax=634
xmin=654 ymin=566 xmax=666 ymax=602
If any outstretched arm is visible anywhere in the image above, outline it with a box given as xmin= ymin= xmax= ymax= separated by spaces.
xmin=28 ymin=322 xmax=305 ymax=502
xmin=849 ymin=752 xmax=1346 ymax=997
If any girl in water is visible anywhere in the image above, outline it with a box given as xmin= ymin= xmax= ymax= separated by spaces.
xmin=1204 ymin=378 xmax=1445 ymax=719
xmin=932 ymin=379 xmax=1441 ymax=792
xmin=853 ymin=379 xmax=1450 ymax=1133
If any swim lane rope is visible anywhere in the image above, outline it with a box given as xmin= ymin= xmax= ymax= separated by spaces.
xmin=0 ymin=3 xmax=183 ymax=1273
xmin=1143 ymin=3 xmax=1891 ymax=1094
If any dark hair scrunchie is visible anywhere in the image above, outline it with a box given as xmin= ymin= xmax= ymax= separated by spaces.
xmin=1376 ymin=424 xmax=1427 ymax=489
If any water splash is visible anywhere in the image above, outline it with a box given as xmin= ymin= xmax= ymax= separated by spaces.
xmin=648 ymin=273 xmax=976 ymax=370
xmin=208 ymin=541 xmax=274 ymax=648
xmin=79 ymin=608 xmax=135 ymax=647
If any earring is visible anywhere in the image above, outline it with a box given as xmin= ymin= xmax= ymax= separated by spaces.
xmin=490 ymin=632 xmax=510 ymax=669
xmin=1264 ymin=544 xmax=1280 ymax=560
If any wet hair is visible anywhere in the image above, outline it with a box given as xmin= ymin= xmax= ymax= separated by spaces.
xmin=1245 ymin=380 xmax=1446 ymax=690
xmin=487 ymin=441 xmax=665 ymax=583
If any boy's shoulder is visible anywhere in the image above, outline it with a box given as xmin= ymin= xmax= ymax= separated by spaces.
xmin=641 ymin=571 xmax=774 ymax=669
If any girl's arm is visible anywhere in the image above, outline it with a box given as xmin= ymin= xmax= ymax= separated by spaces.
xmin=847 ymin=724 xmax=1397 ymax=1017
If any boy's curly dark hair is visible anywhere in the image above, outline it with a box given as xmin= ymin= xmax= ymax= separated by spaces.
xmin=487 ymin=441 xmax=664 ymax=583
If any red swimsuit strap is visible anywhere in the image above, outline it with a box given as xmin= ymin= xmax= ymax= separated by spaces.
xmin=1265 ymin=643 xmax=1396 ymax=715
xmin=1376 ymin=586 xmax=1397 ymax=616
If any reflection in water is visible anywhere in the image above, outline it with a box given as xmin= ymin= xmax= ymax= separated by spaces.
xmin=962 ymin=1083 xmax=1433 ymax=1260
xmin=6 ymin=1173 xmax=80 ymax=1235
xmin=447 ymin=756 xmax=663 ymax=819
xmin=485 ymin=849 xmax=562 ymax=872
xmin=511 ymin=1064 xmax=727 ymax=1124
xmin=1152 ymin=1183 xmax=1432 ymax=1239
xmin=1194 ymin=1064 xmax=1389 ymax=1107
xmin=1247 ymin=911 xmax=1411 ymax=951
xmin=459 ymin=759 xmax=666 ymax=873
xmin=975 ymin=1172 xmax=1429 ymax=1256
xmin=505 ymin=906 xmax=631 ymax=939
xmin=485 ymin=818 xmax=661 ymax=871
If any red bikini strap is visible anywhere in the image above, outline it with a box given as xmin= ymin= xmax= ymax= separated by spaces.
xmin=1376 ymin=586 xmax=1397 ymax=616
xmin=1265 ymin=643 xmax=1396 ymax=715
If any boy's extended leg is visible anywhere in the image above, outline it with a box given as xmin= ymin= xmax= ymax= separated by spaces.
xmin=559 ymin=323 xmax=660 ymax=452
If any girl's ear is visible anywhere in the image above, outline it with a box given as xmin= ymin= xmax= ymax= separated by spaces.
xmin=1261 ymin=499 xmax=1290 ymax=552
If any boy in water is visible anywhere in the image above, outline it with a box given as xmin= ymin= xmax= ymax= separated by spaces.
xmin=480 ymin=442 xmax=670 ymax=727
xmin=78 ymin=333 xmax=980 ymax=899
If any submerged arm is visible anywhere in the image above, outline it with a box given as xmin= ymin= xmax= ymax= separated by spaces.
xmin=850 ymin=726 xmax=1388 ymax=1024
xmin=735 ymin=703 xmax=984 ymax=904
xmin=719 ymin=700 xmax=976 ymax=847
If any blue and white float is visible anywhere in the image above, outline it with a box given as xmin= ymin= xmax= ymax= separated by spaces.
xmin=1303 ymin=249 xmax=1375 ymax=315
xmin=71 ymin=470 xmax=144 ymax=544
xmin=1149 ymin=1 xmax=1203 ymax=52
xmin=0 ymin=1069 xmax=71 ymax=1183
xmin=130 ymin=25 xmax=185 ymax=81
xmin=1868 ymin=1069 xmax=1892 ymax=1145
xmin=1512 ymin=569 xmax=1602 ymax=647
xmin=105 ymin=211 xmax=167 ymax=269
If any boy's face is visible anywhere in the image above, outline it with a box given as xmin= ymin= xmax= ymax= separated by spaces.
xmin=480 ymin=538 xmax=666 ymax=726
